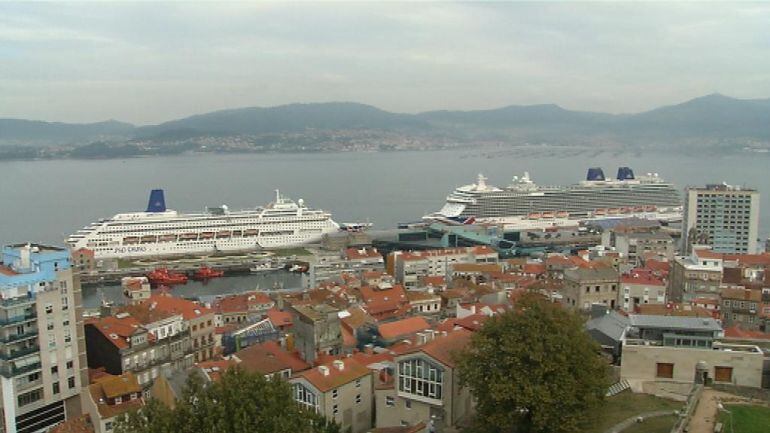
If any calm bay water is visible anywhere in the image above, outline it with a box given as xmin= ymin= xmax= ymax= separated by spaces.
xmin=3 ymin=148 xmax=769 ymax=307
xmin=2 ymin=148 xmax=769 ymax=245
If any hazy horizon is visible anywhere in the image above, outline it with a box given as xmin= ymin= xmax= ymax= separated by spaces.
xmin=2 ymin=2 xmax=770 ymax=125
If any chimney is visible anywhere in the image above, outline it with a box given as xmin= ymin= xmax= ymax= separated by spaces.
xmin=332 ymin=360 xmax=344 ymax=371
xmin=318 ymin=366 xmax=330 ymax=376
xmin=19 ymin=244 xmax=31 ymax=270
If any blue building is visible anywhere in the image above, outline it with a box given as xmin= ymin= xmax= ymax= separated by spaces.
xmin=0 ymin=244 xmax=85 ymax=433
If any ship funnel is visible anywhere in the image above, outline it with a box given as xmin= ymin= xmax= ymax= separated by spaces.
xmin=586 ymin=167 xmax=606 ymax=181
xmin=146 ymin=189 xmax=167 ymax=212
xmin=616 ymin=167 xmax=635 ymax=180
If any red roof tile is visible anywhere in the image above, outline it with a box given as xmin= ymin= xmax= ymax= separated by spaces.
xmin=295 ymin=359 xmax=370 ymax=392
xmin=234 ymin=341 xmax=309 ymax=375
xmin=400 ymin=329 xmax=472 ymax=368
xmin=378 ymin=317 xmax=431 ymax=340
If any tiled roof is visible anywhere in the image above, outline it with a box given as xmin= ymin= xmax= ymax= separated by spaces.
xmin=405 ymin=291 xmax=440 ymax=302
xmin=196 ymin=359 xmax=236 ymax=382
xmin=635 ymin=303 xmax=714 ymax=318
xmin=419 ymin=276 xmax=446 ymax=287
xmin=266 ymin=308 xmax=292 ymax=328
xmin=294 ymin=358 xmax=370 ymax=392
xmin=345 ymin=247 xmax=382 ymax=260
xmin=87 ymin=315 xmax=145 ymax=350
xmin=723 ymin=325 xmax=770 ymax=340
xmin=378 ymin=317 xmax=430 ymax=340
xmin=96 ymin=372 xmax=142 ymax=399
xmin=49 ymin=416 xmax=95 ymax=433
xmin=212 ymin=291 xmax=273 ymax=314
xmin=400 ymin=329 xmax=472 ymax=368
xmin=234 ymin=341 xmax=309 ymax=375
xmin=451 ymin=263 xmax=502 ymax=273
xmin=621 ymin=270 xmax=666 ymax=286
xmin=147 ymin=293 xmax=213 ymax=321
xmin=341 ymin=305 xmax=373 ymax=330
xmin=89 ymin=374 xmax=144 ymax=419
xmin=721 ymin=287 xmax=762 ymax=302
xmin=115 ymin=302 xmax=178 ymax=325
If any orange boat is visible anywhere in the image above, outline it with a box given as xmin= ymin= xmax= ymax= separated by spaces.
xmin=192 ymin=266 xmax=224 ymax=280
xmin=146 ymin=268 xmax=188 ymax=285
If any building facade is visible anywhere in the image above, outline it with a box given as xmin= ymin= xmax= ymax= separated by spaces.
xmin=682 ymin=184 xmax=760 ymax=254
xmin=562 ymin=266 xmax=620 ymax=310
xmin=0 ymin=244 xmax=87 ymax=433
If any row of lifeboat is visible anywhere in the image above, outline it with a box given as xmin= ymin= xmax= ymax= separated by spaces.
xmin=594 ymin=205 xmax=657 ymax=216
xmin=124 ymin=229 xmax=261 ymax=244
xmin=527 ymin=211 xmax=570 ymax=220
xmin=145 ymin=266 xmax=224 ymax=286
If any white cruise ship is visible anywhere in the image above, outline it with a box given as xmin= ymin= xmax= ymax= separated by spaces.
xmin=428 ymin=167 xmax=682 ymax=220
xmin=66 ymin=190 xmax=339 ymax=259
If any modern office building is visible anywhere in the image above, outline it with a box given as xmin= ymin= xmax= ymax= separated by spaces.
xmin=0 ymin=244 xmax=86 ymax=433
xmin=682 ymin=184 xmax=760 ymax=254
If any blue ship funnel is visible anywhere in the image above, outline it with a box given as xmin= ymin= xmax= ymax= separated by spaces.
xmin=146 ymin=189 xmax=167 ymax=212
xmin=586 ymin=167 xmax=605 ymax=181
xmin=617 ymin=167 xmax=635 ymax=180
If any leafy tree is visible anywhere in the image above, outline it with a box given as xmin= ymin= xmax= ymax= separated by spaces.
xmin=115 ymin=367 xmax=341 ymax=433
xmin=457 ymin=293 xmax=610 ymax=433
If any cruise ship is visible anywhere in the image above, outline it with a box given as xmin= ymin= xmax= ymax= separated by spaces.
xmin=428 ymin=167 xmax=682 ymax=220
xmin=66 ymin=190 xmax=339 ymax=259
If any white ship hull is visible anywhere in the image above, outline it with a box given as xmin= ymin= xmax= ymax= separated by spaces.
xmin=66 ymin=190 xmax=339 ymax=260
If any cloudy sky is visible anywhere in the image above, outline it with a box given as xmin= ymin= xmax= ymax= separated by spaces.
xmin=1 ymin=2 xmax=769 ymax=125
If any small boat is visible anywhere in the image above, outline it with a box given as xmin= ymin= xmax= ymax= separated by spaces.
xmin=608 ymin=208 xmax=621 ymax=215
xmin=179 ymin=233 xmax=198 ymax=241
xmin=216 ymin=231 xmax=231 ymax=238
xmin=199 ymin=232 xmax=215 ymax=239
xmin=191 ymin=266 xmax=224 ymax=280
xmin=140 ymin=235 xmax=157 ymax=243
xmin=632 ymin=206 xmax=645 ymax=212
xmin=123 ymin=236 xmax=140 ymax=245
xmin=286 ymin=262 xmax=309 ymax=273
xmin=541 ymin=212 xmax=555 ymax=219
xmin=243 ymin=229 xmax=259 ymax=237
xmin=594 ymin=209 xmax=607 ymax=216
xmin=527 ymin=212 xmax=542 ymax=220
xmin=555 ymin=211 xmax=570 ymax=218
xmin=644 ymin=205 xmax=657 ymax=212
xmin=159 ymin=234 xmax=177 ymax=242
xmin=250 ymin=261 xmax=281 ymax=273
xmin=146 ymin=268 xmax=188 ymax=285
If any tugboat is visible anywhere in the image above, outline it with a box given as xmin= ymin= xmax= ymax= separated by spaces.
xmin=191 ymin=265 xmax=224 ymax=281
xmin=146 ymin=268 xmax=188 ymax=286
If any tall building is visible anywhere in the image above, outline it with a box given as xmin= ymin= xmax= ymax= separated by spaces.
xmin=682 ymin=184 xmax=760 ymax=254
xmin=0 ymin=244 xmax=86 ymax=433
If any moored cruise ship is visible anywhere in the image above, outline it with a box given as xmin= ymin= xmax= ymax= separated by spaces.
xmin=428 ymin=167 xmax=682 ymax=220
xmin=66 ymin=190 xmax=340 ymax=259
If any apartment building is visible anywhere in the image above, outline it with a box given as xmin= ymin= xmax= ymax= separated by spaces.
xmin=390 ymin=247 xmax=498 ymax=288
xmin=377 ymin=330 xmax=473 ymax=431
xmin=619 ymin=270 xmax=666 ymax=311
xmin=0 ymin=244 xmax=86 ymax=433
xmin=602 ymin=227 xmax=675 ymax=265
xmin=720 ymin=287 xmax=762 ymax=330
xmin=682 ymin=184 xmax=760 ymax=254
xmin=83 ymin=373 xmax=143 ymax=433
xmin=668 ymin=248 xmax=723 ymax=302
xmin=209 ymin=291 xmax=274 ymax=327
xmin=290 ymin=359 xmax=373 ymax=433
xmin=290 ymin=304 xmax=342 ymax=364
xmin=562 ymin=266 xmax=620 ymax=310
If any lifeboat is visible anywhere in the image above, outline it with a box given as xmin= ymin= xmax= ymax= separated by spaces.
xmin=608 ymin=208 xmax=621 ymax=215
xmin=620 ymin=207 xmax=632 ymax=214
xmin=527 ymin=213 xmax=542 ymax=220
xmin=555 ymin=211 xmax=569 ymax=218
xmin=644 ymin=205 xmax=657 ymax=212
xmin=244 ymin=229 xmax=259 ymax=237
xmin=159 ymin=234 xmax=177 ymax=242
xmin=192 ymin=266 xmax=224 ymax=280
xmin=140 ymin=235 xmax=157 ymax=244
xmin=632 ymin=206 xmax=645 ymax=212
xmin=542 ymin=212 xmax=555 ymax=219
xmin=594 ymin=209 xmax=607 ymax=216
xmin=232 ymin=230 xmax=243 ymax=237
xmin=123 ymin=236 xmax=140 ymax=245
xmin=179 ymin=233 xmax=198 ymax=241
xmin=146 ymin=268 xmax=188 ymax=286
xmin=216 ymin=231 xmax=231 ymax=239
xmin=199 ymin=232 xmax=215 ymax=239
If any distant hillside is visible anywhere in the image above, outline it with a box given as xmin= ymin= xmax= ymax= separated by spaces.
xmin=4 ymin=94 xmax=770 ymax=149
xmin=0 ymin=119 xmax=135 ymax=146
xmin=134 ymin=102 xmax=431 ymax=139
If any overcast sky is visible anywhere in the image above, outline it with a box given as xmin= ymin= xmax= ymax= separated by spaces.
xmin=2 ymin=2 xmax=769 ymax=125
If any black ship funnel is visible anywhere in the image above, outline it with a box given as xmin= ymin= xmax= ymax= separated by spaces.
xmin=617 ymin=167 xmax=635 ymax=180
xmin=586 ymin=167 xmax=606 ymax=181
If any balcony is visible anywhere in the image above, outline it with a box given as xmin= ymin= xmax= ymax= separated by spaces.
xmin=0 ymin=312 xmax=37 ymax=327
xmin=0 ymin=345 xmax=40 ymax=361
xmin=0 ymin=361 xmax=42 ymax=378
xmin=0 ymin=329 xmax=39 ymax=344
xmin=0 ymin=295 xmax=36 ymax=309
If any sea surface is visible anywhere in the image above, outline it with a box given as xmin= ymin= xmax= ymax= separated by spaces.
xmin=2 ymin=148 xmax=769 ymax=305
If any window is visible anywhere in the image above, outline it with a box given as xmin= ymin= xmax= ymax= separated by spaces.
xmin=53 ymin=382 xmax=60 ymax=394
xmin=51 ymin=366 xmax=58 ymax=375
xmin=355 ymin=378 xmax=361 ymax=388
xmin=105 ymin=421 xmax=113 ymax=431
xmin=45 ymin=304 xmax=53 ymax=314
xmin=47 ymin=322 xmax=54 ymax=331
xmin=332 ymin=388 xmax=338 ymax=399
xmin=355 ymin=394 xmax=361 ymax=404
xmin=17 ymin=388 xmax=43 ymax=407
xmin=293 ymin=383 xmax=319 ymax=413
xmin=66 ymin=360 xmax=73 ymax=370
xmin=115 ymin=396 xmax=122 ymax=404
xmin=332 ymin=404 xmax=339 ymax=416
xmin=385 ymin=396 xmax=395 ymax=407
xmin=398 ymin=358 xmax=443 ymax=400
xmin=68 ymin=376 xmax=76 ymax=389
xmin=656 ymin=363 xmax=674 ymax=379
xmin=715 ymin=366 xmax=733 ymax=383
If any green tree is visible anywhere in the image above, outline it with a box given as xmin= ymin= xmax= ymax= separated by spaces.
xmin=115 ymin=368 xmax=341 ymax=433
xmin=457 ymin=294 xmax=610 ymax=433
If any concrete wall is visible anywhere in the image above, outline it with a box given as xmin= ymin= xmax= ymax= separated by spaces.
xmin=620 ymin=344 xmax=765 ymax=389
